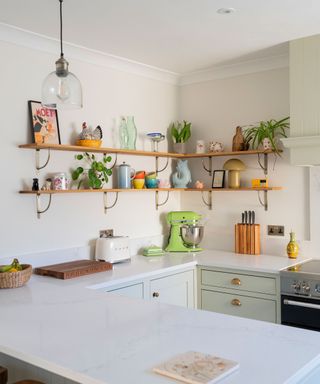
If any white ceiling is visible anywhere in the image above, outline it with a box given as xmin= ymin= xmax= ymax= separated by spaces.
xmin=1 ymin=0 xmax=320 ymax=74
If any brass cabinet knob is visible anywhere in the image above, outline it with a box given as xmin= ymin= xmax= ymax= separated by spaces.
xmin=231 ymin=278 xmax=241 ymax=286
xmin=231 ymin=298 xmax=241 ymax=306
xmin=152 ymin=292 xmax=159 ymax=298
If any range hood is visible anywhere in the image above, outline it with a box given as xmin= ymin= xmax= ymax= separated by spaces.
xmin=282 ymin=35 xmax=320 ymax=166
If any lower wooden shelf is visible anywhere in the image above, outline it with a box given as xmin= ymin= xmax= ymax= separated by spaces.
xmin=19 ymin=187 xmax=281 ymax=194
xmin=19 ymin=187 xmax=282 ymax=218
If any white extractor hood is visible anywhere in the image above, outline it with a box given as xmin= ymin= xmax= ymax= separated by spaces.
xmin=282 ymin=35 xmax=320 ymax=166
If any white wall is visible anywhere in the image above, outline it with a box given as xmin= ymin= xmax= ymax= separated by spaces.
xmin=0 ymin=39 xmax=179 ymax=257
xmin=179 ymin=68 xmax=310 ymax=256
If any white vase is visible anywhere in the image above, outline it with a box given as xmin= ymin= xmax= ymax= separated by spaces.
xmin=262 ymin=138 xmax=272 ymax=150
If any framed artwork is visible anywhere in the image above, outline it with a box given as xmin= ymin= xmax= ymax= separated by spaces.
xmin=28 ymin=100 xmax=61 ymax=144
xmin=212 ymin=170 xmax=225 ymax=188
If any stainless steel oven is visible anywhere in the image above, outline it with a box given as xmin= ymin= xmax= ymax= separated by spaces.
xmin=280 ymin=260 xmax=320 ymax=331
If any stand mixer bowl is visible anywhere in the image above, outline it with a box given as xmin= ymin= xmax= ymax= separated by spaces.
xmin=180 ymin=225 xmax=204 ymax=248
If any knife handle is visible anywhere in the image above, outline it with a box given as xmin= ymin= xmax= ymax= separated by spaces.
xmin=252 ymin=211 xmax=255 ymax=224
xmin=242 ymin=213 xmax=244 ymax=224
xmin=244 ymin=211 xmax=248 ymax=224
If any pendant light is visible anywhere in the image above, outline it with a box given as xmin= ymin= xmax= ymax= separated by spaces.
xmin=42 ymin=0 xmax=82 ymax=109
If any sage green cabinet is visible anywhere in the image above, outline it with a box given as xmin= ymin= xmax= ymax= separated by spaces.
xmin=105 ymin=268 xmax=195 ymax=308
xmin=198 ymin=267 xmax=280 ymax=323
xmin=150 ymin=270 xmax=194 ymax=308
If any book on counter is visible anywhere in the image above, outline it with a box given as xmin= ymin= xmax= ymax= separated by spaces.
xmin=153 ymin=351 xmax=239 ymax=384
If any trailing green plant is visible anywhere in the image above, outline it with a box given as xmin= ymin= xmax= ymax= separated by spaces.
xmin=243 ymin=117 xmax=289 ymax=154
xmin=71 ymin=153 xmax=113 ymax=189
xmin=170 ymin=120 xmax=192 ymax=143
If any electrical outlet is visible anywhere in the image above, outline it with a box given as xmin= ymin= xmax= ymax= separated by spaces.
xmin=267 ymin=225 xmax=284 ymax=236
xmin=99 ymin=229 xmax=114 ymax=238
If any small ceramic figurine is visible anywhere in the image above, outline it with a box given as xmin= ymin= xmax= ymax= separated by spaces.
xmin=78 ymin=122 xmax=103 ymax=141
xmin=158 ymin=179 xmax=171 ymax=188
xmin=209 ymin=142 xmax=224 ymax=152
xmin=41 ymin=178 xmax=52 ymax=191
xmin=195 ymin=180 xmax=204 ymax=189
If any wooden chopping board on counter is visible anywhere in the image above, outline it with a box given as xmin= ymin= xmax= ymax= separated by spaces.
xmin=34 ymin=259 xmax=113 ymax=280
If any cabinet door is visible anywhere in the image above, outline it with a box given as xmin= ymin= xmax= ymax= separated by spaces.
xmin=107 ymin=282 xmax=144 ymax=299
xmin=150 ymin=270 xmax=194 ymax=308
xmin=201 ymin=289 xmax=276 ymax=323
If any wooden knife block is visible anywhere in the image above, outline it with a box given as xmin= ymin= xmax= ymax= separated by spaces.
xmin=235 ymin=224 xmax=260 ymax=255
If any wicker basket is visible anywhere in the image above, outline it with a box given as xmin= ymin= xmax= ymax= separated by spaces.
xmin=0 ymin=265 xmax=32 ymax=289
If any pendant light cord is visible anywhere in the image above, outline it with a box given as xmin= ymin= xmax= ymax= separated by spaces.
xmin=59 ymin=0 xmax=64 ymax=57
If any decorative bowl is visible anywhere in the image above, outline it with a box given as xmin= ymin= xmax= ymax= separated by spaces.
xmin=145 ymin=178 xmax=159 ymax=189
xmin=0 ymin=264 xmax=32 ymax=289
xmin=180 ymin=225 xmax=204 ymax=248
xmin=146 ymin=172 xmax=157 ymax=179
xmin=133 ymin=179 xmax=145 ymax=189
xmin=76 ymin=139 xmax=102 ymax=148
xmin=134 ymin=171 xmax=146 ymax=179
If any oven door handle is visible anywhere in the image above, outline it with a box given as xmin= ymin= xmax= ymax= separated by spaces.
xmin=283 ymin=299 xmax=320 ymax=310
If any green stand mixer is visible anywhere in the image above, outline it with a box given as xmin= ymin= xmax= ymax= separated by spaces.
xmin=165 ymin=211 xmax=204 ymax=252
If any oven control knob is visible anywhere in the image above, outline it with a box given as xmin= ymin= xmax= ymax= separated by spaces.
xmin=301 ymin=283 xmax=310 ymax=294
xmin=315 ymin=284 xmax=320 ymax=293
xmin=291 ymin=282 xmax=301 ymax=292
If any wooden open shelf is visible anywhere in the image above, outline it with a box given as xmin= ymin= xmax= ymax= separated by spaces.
xmin=19 ymin=187 xmax=282 ymax=194
xmin=19 ymin=143 xmax=282 ymax=216
xmin=18 ymin=143 xmax=278 ymax=159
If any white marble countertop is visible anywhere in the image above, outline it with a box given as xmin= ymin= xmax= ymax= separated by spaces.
xmin=49 ymin=249 xmax=307 ymax=291
xmin=0 ymin=250 xmax=317 ymax=384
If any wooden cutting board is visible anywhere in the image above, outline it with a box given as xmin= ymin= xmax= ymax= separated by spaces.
xmin=34 ymin=259 xmax=113 ymax=280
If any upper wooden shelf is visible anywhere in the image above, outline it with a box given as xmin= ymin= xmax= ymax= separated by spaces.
xmin=18 ymin=143 xmax=277 ymax=159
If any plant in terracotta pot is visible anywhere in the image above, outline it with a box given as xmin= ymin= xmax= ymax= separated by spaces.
xmin=71 ymin=153 xmax=113 ymax=189
xmin=170 ymin=120 xmax=191 ymax=154
xmin=243 ymin=117 xmax=289 ymax=154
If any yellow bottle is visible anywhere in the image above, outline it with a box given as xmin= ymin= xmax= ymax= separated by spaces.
xmin=287 ymin=231 xmax=299 ymax=259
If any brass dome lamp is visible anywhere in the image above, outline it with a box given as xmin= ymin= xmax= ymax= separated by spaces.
xmin=223 ymin=159 xmax=246 ymax=188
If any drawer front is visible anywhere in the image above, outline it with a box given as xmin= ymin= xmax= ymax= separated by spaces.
xmin=201 ymin=289 xmax=276 ymax=323
xmin=201 ymin=269 xmax=276 ymax=295
xmin=108 ymin=283 xmax=144 ymax=299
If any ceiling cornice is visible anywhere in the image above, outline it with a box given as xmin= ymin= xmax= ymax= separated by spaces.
xmin=0 ymin=23 xmax=179 ymax=85
xmin=0 ymin=22 xmax=289 ymax=87
xmin=179 ymin=54 xmax=289 ymax=86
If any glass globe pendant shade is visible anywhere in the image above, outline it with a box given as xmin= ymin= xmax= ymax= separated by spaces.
xmin=42 ymin=56 xmax=82 ymax=110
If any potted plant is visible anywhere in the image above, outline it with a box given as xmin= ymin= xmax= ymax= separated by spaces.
xmin=71 ymin=153 xmax=113 ymax=189
xmin=171 ymin=120 xmax=191 ymax=154
xmin=243 ymin=117 xmax=289 ymax=154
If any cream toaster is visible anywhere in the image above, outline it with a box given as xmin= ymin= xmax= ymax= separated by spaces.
xmin=95 ymin=236 xmax=131 ymax=263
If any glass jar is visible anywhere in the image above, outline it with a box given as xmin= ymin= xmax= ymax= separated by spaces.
xmin=53 ymin=173 xmax=67 ymax=190
xmin=119 ymin=117 xmax=129 ymax=149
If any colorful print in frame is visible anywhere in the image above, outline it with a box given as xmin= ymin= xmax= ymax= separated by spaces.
xmin=28 ymin=100 xmax=61 ymax=144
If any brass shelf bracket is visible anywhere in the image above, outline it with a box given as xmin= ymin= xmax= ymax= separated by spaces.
xmin=201 ymin=190 xmax=212 ymax=210
xmin=155 ymin=157 xmax=169 ymax=176
xmin=104 ymin=152 xmax=117 ymax=170
xmin=201 ymin=157 xmax=212 ymax=176
xmin=36 ymin=193 xmax=52 ymax=219
xmin=35 ymin=148 xmax=51 ymax=171
xmin=257 ymin=153 xmax=268 ymax=176
xmin=103 ymin=191 xmax=119 ymax=214
xmin=155 ymin=190 xmax=170 ymax=210
xmin=258 ymin=190 xmax=268 ymax=211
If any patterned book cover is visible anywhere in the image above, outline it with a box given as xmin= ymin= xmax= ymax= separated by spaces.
xmin=153 ymin=351 xmax=239 ymax=384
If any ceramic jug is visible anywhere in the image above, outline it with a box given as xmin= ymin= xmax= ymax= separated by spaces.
xmin=118 ymin=162 xmax=135 ymax=189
